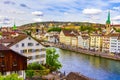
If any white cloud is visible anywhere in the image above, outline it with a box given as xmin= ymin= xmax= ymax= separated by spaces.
xmin=112 ymin=16 xmax=120 ymax=21
xmin=32 ymin=11 xmax=43 ymax=16
xmin=113 ymin=7 xmax=120 ymax=10
xmin=109 ymin=0 xmax=120 ymax=3
xmin=82 ymin=8 xmax=102 ymax=15
xmin=33 ymin=18 xmax=42 ymax=22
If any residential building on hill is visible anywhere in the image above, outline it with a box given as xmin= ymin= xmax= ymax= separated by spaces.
xmin=0 ymin=44 xmax=27 ymax=79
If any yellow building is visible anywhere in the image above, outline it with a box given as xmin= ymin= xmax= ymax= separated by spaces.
xmin=59 ymin=30 xmax=79 ymax=47
xmin=90 ymin=34 xmax=103 ymax=51
xmin=102 ymin=35 xmax=110 ymax=53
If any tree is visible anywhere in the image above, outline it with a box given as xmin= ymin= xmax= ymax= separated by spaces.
xmin=26 ymin=70 xmax=34 ymax=79
xmin=46 ymin=48 xmax=62 ymax=71
xmin=0 ymin=73 xmax=23 ymax=80
xmin=47 ymin=27 xmax=61 ymax=32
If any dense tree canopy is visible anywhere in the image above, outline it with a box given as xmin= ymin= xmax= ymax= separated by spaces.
xmin=46 ymin=48 xmax=62 ymax=71
xmin=47 ymin=27 xmax=61 ymax=32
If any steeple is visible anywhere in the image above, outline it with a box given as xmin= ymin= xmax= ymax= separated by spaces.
xmin=12 ymin=22 xmax=17 ymax=30
xmin=106 ymin=11 xmax=111 ymax=25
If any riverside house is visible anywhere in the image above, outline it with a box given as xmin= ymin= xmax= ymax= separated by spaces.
xmin=59 ymin=30 xmax=79 ymax=47
xmin=90 ymin=33 xmax=103 ymax=51
xmin=110 ymin=33 xmax=120 ymax=54
xmin=78 ymin=32 xmax=89 ymax=49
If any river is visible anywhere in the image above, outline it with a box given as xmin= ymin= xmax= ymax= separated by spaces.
xmin=55 ymin=48 xmax=120 ymax=80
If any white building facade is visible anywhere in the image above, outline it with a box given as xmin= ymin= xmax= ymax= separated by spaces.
xmin=8 ymin=35 xmax=46 ymax=64
xmin=110 ymin=34 xmax=120 ymax=54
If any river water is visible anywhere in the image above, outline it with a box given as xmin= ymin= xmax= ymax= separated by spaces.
xmin=55 ymin=48 xmax=120 ymax=80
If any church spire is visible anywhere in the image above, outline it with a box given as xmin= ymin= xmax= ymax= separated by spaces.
xmin=12 ymin=21 xmax=17 ymax=30
xmin=106 ymin=11 xmax=111 ymax=24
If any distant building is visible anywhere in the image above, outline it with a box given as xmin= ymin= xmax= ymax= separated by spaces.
xmin=0 ymin=44 xmax=27 ymax=79
xmin=59 ymin=30 xmax=79 ymax=47
xmin=6 ymin=34 xmax=46 ymax=64
xmin=90 ymin=33 xmax=103 ymax=51
xmin=109 ymin=33 xmax=120 ymax=54
xmin=78 ymin=32 xmax=89 ymax=49
xmin=102 ymin=35 xmax=110 ymax=53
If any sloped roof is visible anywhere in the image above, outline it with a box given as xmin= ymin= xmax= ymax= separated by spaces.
xmin=82 ymin=36 xmax=89 ymax=40
xmin=0 ymin=38 xmax=15 ymax=43
xmin=0 ymin=44 xmax=27 ymax=58
xmin=0 ymin=44 xmax=10 ymax=50
xmin=63 ymin=72 xmax=92 ymax=80
xmin=62 ymin=30 xmax=79 ymax=37
xmin=7 ymin=34 xmax=28 ymax=47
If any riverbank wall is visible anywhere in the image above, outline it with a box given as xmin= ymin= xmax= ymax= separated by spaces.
xmin=42 ymin=42 xmax=120 ymax=61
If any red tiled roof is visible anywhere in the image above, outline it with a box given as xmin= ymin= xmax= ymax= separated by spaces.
xmin=0 ymin=44 xmax=10 ymax=50
xmin=111 ymin=25 xmax=120 ymax=27
xmin=62 ymin=30 xmax=79 ymax=37
xmin=0 ymin=38 xmax=15 ymax=43
xmin=7 ymin=34 xmax=28 ymax=47
xmin=63 ymin=72 xmax=92 ymax=80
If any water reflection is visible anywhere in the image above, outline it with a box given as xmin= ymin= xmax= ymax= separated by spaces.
xmin=56 ymin=48 xmax=120 ymax=80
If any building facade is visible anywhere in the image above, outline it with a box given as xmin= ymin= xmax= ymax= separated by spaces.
xmin=0 ymin=44 xmax=27 ymax=79
xmin=7 ymin=34 xmax=46 ymax=64
xmin=110 ymin=33 xmax=120 ymax=54
xmin=59 ymin=30 xmax=78 ymax=47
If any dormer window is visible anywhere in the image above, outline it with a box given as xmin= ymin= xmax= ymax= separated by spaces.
xmin=0 ymin=53 xmax=4 ymax=57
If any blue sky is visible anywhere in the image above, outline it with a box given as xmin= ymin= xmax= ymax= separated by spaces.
xmin=0 ymin=0 xmax=120 ymax=26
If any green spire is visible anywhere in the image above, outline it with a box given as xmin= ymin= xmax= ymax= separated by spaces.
xmin=12 ymin=22 xmax=17 ymax=30
xmin=106 ymin=11 xmax=111 ymax=24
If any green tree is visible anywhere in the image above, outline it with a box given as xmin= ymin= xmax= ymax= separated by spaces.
xmin=46 ymin=48 xmax=62 ymax=71
xmin=25 ymin=70 xmax=34 ymax=79
xmin=0 ymin=73 xmax=23 ymax=80
xmin=47 ymin=27 xmax=61 ymax=32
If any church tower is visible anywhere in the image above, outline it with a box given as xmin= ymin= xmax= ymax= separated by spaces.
xmin=12 ymin=22 xmax=17 ymax=31
xmin=106 ymin=11 xmax=111 ymax=34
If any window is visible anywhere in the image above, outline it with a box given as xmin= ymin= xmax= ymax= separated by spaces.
xmin=28 ymin=56 xmax=32 ymax=60
xmin=36 ymin=43 xmax=39 ymax=46
xmin=13 ymin=61 xmax=17 ymax=66
xmin=1 ymin=61 xmax=5 ymax=67
xmin=28 ymin=43 xmax=33 ymax=46
xmin=0 ymin=53 xmax=4 ymax=57
xmin=36 ymin=55 xmax=40 ymax=59
xmin=28 ymin=37 xmax=31 ymax=40
xmin=16 ymin=44 xmax=19 ymax=47
xmin=22 ymin=49 xmax=27 ymax=53
xmin=35 ymin=49 xmax=39 ymax=52
xmin=40 ymin=54 xmax=46 ymax=58
xmin=28 ymin=49 xmax=33 ymax=53
xmin=22 ymin=43 xmax=24 ymax=47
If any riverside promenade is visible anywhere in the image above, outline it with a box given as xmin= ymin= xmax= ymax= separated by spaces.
xmin=42 ymin=42 xmax=120 ymax=61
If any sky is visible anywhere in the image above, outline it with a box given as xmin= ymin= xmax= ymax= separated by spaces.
xmin=0 ymin=0 xmax=120 ymax=27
